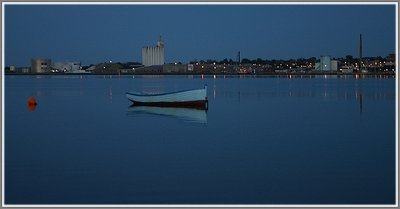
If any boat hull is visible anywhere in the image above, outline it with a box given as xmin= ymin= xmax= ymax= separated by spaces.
xmin=130 ymin=100 xmax=208 ymax=109
xmin=126 ymin=86 xmax=208 ymax=109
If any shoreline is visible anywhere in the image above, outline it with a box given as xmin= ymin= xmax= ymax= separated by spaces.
xmin=4 ymin=72 xmax=396 ymax=76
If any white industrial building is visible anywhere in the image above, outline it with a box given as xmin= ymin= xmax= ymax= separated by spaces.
xmin=31 ymin=58 xmax=51 ymax=73
xmin=142 ymin=37 xmax=165 ymax=66
xmin=315 ymin=56 xmax=338 ymax=72
xmin=52 ymin=62 xmax=83 ymax=73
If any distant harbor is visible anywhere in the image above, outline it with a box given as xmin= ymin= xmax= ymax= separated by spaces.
xmin=5 ymin=36 xmax=396 ymax=76
xmin=4 ymin=54 xmax=396 ymax=76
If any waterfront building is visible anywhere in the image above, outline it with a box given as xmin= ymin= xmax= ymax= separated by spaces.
xmin=52 ymin=62 xmax=83 ymax=73
xmin=142 ymin=37 xmax=165 ymax=66
xmin=331 ymin=60 xmax=338 ymax=71
xmin=163 ymin=64 xmax=187 ymax=73
xmin=314 ymin=56 xmax=338 ymax=72
xmin=31 ymin=58 xmax=51 ymax=73
xmin=188 ymin=64 xmax=194 ymax=71
xmin=19 ymin=67 xmax=30 ymax=73
xmin=339 ymin=65 xmax=354 ymax=74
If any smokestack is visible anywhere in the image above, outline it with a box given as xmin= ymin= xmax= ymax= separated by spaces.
xmin=359 ymin=34 xmax=363 ymax=72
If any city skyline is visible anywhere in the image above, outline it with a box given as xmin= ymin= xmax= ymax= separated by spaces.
xmin=4 ymin=3 xmax=397 ymax=67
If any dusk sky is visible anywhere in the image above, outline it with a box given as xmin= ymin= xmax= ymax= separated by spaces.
xmin=4 ymin=3 xmax=397 ymax=67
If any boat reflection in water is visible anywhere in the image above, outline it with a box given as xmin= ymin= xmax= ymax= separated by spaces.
xmin=127 ymin=105 xmax=207 ymax=124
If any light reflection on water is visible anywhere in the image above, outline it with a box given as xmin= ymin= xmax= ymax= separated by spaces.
xmin=4 ymin=75 xmax=396 ymax=205
xmin=217 ymin=89 xmax=394 ymax=101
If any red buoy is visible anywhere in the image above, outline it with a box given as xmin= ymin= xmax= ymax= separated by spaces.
xmin=27 ymin=97 xmax=37 ymax=106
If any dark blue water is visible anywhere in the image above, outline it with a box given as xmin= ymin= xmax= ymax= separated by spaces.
xmin=4 ymin=74 xmax=396 ymax=205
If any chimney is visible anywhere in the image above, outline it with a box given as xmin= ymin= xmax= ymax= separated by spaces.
xmin=359 ymin=34 xmax=363 ymax=72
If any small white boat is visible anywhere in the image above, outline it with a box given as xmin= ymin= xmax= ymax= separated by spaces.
xmin=127 ymin=106 xmax=207 ymax=124
xmin=126 ymin=85 xmax=208 ymax=109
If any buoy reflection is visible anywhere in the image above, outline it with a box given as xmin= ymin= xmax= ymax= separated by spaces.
xmin=27 ymin=104 xmax=37 ymax=111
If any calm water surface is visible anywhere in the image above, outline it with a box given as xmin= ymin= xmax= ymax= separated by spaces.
xmin=4 ymin=75 xmax=396 ymax=204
